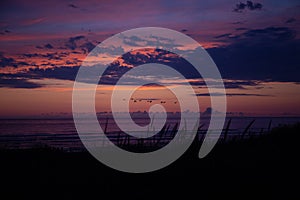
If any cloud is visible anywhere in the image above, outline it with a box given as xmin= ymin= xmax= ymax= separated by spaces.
xmin=0 ymin=29 xmax=11 ymax=35
xmin=0 ymin=53 xmax=32 ymax=68
xmin=68 ymin=4 xmax=78 ymax=9
xmin=27 ymin=66 xmax=79 ymax=80
xmin=285 ymin=18 xmax=296 ymax=24
xmin=65 ymin=59 xmax=81 ymax=65
xmin=0 ymin=53 xmax=16 ymax=68
xmin=80 ymin=42 xmax=95 ymax=53
xmin=231 ymin=21 xmax=246 ymax=25
xmin=44 ymin=43 xmax=53 ymax=49
xmin=233 ymin=1 xmax=263 ymax=13
xmin=209 ymin=26 xmax=300 ymax=82
xmin=97 ymin=48 xmax=202 ymax=86
xmin=0 ymin=63 xmax=80 ymax=88
xmin=195 ymin=93 xmax=271 ymax=97
xmin=36 ymin=35 xmax=95 ymax=53
xmin=63 ymin=35 xmax=97 ymax=53
xmin=122 ymin=35 xmax=182 ymax=49
xmin=235 ymin=27 xmax=248 ymax=31
xmin=2 ymin=47 xmax=213 ymax=87
xmin=0 ymin=76 xmax=42 ymax=88
xmin=227 ymin=93 xmax=270 ymax=97
xmin=2 ymin=23 xmax=298 ymax=89
xmin=214 ymin=33 xmax=232 ymax=39
xmin=36 ymin=43 xmax=54 ymax=49
xmin=22 ymin=52 xmax=68 ymax=60
xmin=224 ymin=80 xmax=259 ymax=89
xmin=242 ymin=27 xmax=296 ymax=41
xmin=233 ymin=2 xmax=247 ymax=12
xmin=65 ymin=35 xmax=85 ymax=50
xmin=89 ymin=45 xmax=124 ymax=56
xmin=190 ymin=79 xmax=260 ymax=89
xmin=245 ymin=1 xmax=262 ymax=10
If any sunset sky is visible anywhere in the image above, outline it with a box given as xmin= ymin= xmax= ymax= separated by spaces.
xmin=0 ymin=0 xmax=300 ymax=118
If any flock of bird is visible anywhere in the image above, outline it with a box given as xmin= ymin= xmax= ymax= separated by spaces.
xmin=127 ymin=98 xmax=177 ymax=104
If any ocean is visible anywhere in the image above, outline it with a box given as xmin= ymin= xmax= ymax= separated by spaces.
xmin=0 ymin=116 xmax=299 ymax=151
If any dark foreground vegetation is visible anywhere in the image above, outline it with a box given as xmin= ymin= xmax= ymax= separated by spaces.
xmin=1 ymin=123 xmax=299 ymax=199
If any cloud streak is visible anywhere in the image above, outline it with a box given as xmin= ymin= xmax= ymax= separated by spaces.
xmin=195 ymin=93 xmax=271 ymax=97
xmin=0 ymin=77 xmax=43 ymax=88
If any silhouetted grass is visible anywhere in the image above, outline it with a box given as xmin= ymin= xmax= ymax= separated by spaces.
xmin=223 ymin=118 xmax=231 ymax=142
xmin=110 ymin=118 xmax=277 ymax=150
xmin=241 ymin=119 xmax=255 ymax=139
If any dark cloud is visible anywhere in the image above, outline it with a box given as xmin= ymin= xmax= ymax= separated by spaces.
xmin=233 ymin=1 xmax=263 ymax=13
xmin=0 ymin=76 xmax=42 ymax=88
xmin=0 ymin=53 xmax=32 ymax=68
xmin=195 ymin=93 xmax=270 ymax=97
xmin=122 ymin=35 xmax=145 ymax=47
xmin=27 ymin=66 xmax=79 ymax=80
xmin=235 ymin=27 xmax=248 ymax=31
xmin=0 ymin=66 xmax=77 ymax=88
xmin=65 ymin=35 xmax=85 ymax=50
xmin=285 ymin=18 xmax=296 ymax=24
xmin=0 ymin=53 xmax=16 ymax=68
xmin=80 ymin=42 xmax=96 ymax=53
xmin=226 ymin=93 xmax=270 ymax=97
xmin=44 ymin=43 xmax=53 ymax=49
xmin=66 ymin=60 xmax=73 ymax=65
xmin=71 ymin=51 xmax=82 ymax=54
xmin=17 ymin=61 xmax=31 ymax=66
xmin=194 ymin=80 xmax=260 ymax=89
xmin=64 ymin=58 xmax=81 ymax=65
xmin=122 ymin=35 xmax=182 ymax=49
xmin=232 ymin=21 xmax=246 ymax=25
xmin=23 ymin=52 xmax=68 ymax=60
xmin=215 ymin=33 xmax=232 ymax=39
xmin=89 ymin=45 xmax=124 ymax=56
xmin=0 ymin=64 xmax=79 ymax=88
xmin=95 ymin=48 xmax=201 ymax=86
xmin=209 ymin=26 xmax=300 ymax=82
xmin=68 ymin=4 xmax=78 ymax=9
xmin=181 ymin=29 xmax=188 ymax=33
xmin=234 ymin=2 xmax=247 ymax=12
xmin=224 ymin=80 xmax=259 ymax=89
xmin=242 ymin=27 xmax=296 ymax=41
xmin=245 ymin=1 xmax=262 ymax=10
xmin=0 ymin=29 xmax=11 ymax=35
xmin=36 ymin=43 xmax=54 ymax=49
xmin=23 ymin=53 xmax=40 ymax=58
